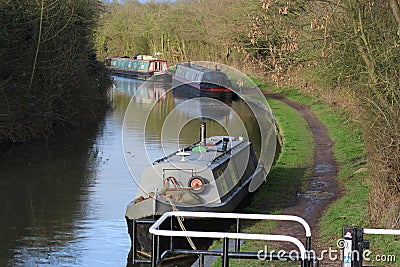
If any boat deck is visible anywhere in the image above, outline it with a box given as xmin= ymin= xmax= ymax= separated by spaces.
xmin=158 ymin=136 xmax=246 ymax=167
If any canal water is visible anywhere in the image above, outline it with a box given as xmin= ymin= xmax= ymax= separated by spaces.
xmin=0 ymin=76 xmax=267 ymax=266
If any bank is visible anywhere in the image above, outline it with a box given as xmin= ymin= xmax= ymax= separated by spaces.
xmin=211 ymin=81 xmax=399 ymax=266
xmin=210 ymin=86 xmax=314 ymax=266
xmin=267 ymin=85 xmax=400 ymax=266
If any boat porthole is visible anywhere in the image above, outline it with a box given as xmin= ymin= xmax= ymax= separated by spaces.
xmin=188 ymin=176 xmax=206 ymax=193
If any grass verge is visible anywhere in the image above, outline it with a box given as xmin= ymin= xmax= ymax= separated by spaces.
xmin=211 ymin=97 xmax=314 ymax=266
xmin=211 ymin=80 xmax=400 ymax=266
xmin=263 ymin=85 xmax=400 ymax=266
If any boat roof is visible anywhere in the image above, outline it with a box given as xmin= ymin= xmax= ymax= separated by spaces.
xmin=111 ymin=56 xmax=166 ymax=62
xmin=153 ymin=136 xmax=248 ymax=168
xmin=177 ymin=63 xmax=220 ymax=74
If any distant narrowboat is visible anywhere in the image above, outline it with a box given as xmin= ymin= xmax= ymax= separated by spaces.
xmin=106 ymin=55 xmax=168 ymax=80
xmin=172 ymin=62 xmax=236 ymax=99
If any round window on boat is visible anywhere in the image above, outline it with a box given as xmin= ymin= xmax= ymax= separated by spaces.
xmin=188 ymin=176 xmax=206 ymax=193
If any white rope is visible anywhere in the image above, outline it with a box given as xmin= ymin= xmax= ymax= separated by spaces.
xmin=168 ymin=198 xmax=197 ymax=250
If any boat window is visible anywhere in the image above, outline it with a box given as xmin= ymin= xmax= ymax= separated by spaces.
xmin=215 ymin=167 xmax=229 ymax=196
xmin=213 ymin=161 xmax=236 ymax=198
xmin=229 ymin=164 xmax=239 ymax=185
xmin=241 ymin=150 xmax=257 ymax=182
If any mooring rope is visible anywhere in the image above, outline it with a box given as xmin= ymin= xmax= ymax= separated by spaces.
xmin=168 ymin=199 xmax=197 ymax=250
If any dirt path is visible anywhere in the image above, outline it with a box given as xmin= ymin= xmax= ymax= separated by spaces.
xmin=264 ymin=91 xmax=339 ymax=266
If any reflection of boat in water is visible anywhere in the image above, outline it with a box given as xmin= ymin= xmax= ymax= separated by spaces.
xmin=172 ymin=62 xmax=236 ymax=99
xmin=173 ymin=96 xmax=233 ymax=121
xmin=106 ymin=55 xmax=169 ymax=80
xmin=112 ymin=76 xmax=168 ymax=103
xmin=125 ymin=123 xmax=267 ymax=258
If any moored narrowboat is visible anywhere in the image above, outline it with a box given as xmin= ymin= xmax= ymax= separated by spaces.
xmin=172 ymin=62 xmax=236 ymax=99
xmin=125 ymin=122 xmax=268 ymax=260
xmin=106 ymin=55 xmax=168 ymax=80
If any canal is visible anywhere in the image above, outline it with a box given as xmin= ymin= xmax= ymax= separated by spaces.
xmin=0 ymin=76 xmax=269 ymax=266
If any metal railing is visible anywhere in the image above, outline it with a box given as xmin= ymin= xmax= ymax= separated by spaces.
xmin=149 ymin=211 xmax=316 ymax=267
xmin=342 ymin=226 xmax=400 ymax=267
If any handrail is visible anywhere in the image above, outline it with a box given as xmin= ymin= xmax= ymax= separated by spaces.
xmin=363 ymin=228 xmax=400 ymax=235
xmin=150 ymin=211 xmax=311 ymax=237
xmin=209 ymin=140 xmax=247 ymax=164
xmin=150 ymin=229 xmax=306 ymax=258
xmin=153 ymin=141 xmax=200 ymax=164
xmin=148 ymin=211 xmax=313 ymax=261
xmin=341 ymin=225 xmax=400 ymax=267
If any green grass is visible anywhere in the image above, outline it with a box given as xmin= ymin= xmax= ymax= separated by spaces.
xmin=210 ymin=81 xmax=400 ymax=266
xmin=260 ymin=84 xmax=400 ymax=266
xmin=211 ymin=97 xmax=314 ymax=267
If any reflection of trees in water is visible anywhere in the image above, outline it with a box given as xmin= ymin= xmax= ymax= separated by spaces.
xmin=231 ymin=100 xmax=262 ymax=157
xmin=124 ymin=92 xmax=233 ymax=144
xmin=144 ymin=95 xmax=262 ymax=154
xmin=0 ymin=119 xmax=105 ymax=266
xmin=111 ymin=92 xmax=131 ymax=120
xmin=117 ymin=76 xmax=269 ymax=159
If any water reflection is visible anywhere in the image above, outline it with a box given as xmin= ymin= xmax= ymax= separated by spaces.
xmin=122 ymin=79 xmax=263 ymax=185
xmin=112 ymin=76 xmax=168 ymax=103
xmin=0 ymin=75 xmax=267 ymax=266
xmin=0 ymin=79 xmax=135 ymax=266
xmin=0 ymin=125 xmax=104 ymax=266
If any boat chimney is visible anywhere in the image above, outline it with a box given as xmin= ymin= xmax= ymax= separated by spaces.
xmin=200 ymin=122 xmax=206 ymax=147
xmin=222 ymin=137 xmax=229 ymax=151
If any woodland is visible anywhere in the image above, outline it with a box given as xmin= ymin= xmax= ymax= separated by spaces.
xmin=0 ymin=0 xmax=398 ymax=232
xmin=95 ymin=0 xmax=400 ymax=228
xmin=0 ymin=0 xmax=111 ymax=144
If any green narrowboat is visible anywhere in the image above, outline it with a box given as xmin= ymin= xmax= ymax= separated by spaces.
xmin=106 ymin=55 xmax=168 ymax=80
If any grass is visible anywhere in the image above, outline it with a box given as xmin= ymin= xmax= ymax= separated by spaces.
xmin=210 ymin=80 xmax=400 ymax=266
xmin=211 ymin=97 xmax=314 ymax=266
xmin=262 ymin=85 xmax=400 ymax=266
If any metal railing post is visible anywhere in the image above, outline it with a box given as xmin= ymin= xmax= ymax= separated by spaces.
xmin=132 ymin=219 xmax=137 ymax=263
xmin=157 ymin=234 xmax=161 ymax=263
xmin=305 ymin=236 xmax=311 ymax=251
xmin=342 ymin=226 xmax=363 ymax=267
xmin=151 ymin=233 xmax=157 ymax=267
xmin=222 ymin=237 xmax=229 ymax=267
xmin=199 ymin=254 xmax=204 ymax=267
xmin=170 ymin=216 xmax=173 ymax=251
xmin=305 ymin=236 xmax=312 ymax=267
xmin=235 ymin=218 xmax=240 ymax=252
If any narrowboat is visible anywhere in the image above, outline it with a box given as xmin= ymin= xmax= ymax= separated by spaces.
xmin=172 ymin=62 xmax=236 ymax=99
xmin=106 ymin=55 xmax=168 ymax=80
xmin=125 ymin=123 xmax=267 ymax=260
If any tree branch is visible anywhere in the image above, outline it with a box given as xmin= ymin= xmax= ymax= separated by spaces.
xmin=388 ymin=0 xmax=400 ymax=36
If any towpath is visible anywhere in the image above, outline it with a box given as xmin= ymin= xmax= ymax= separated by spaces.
xmin=190 ymin=91 xmax=340 ymax=267
xmin=263 ymin=91 xmax=339 ymax=266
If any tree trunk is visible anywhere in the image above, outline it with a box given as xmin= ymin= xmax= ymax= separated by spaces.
xmin=349 ymin=2 xmax=377 ymax=83
xmin=388 ymin=0 xmax=400 ymax=36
